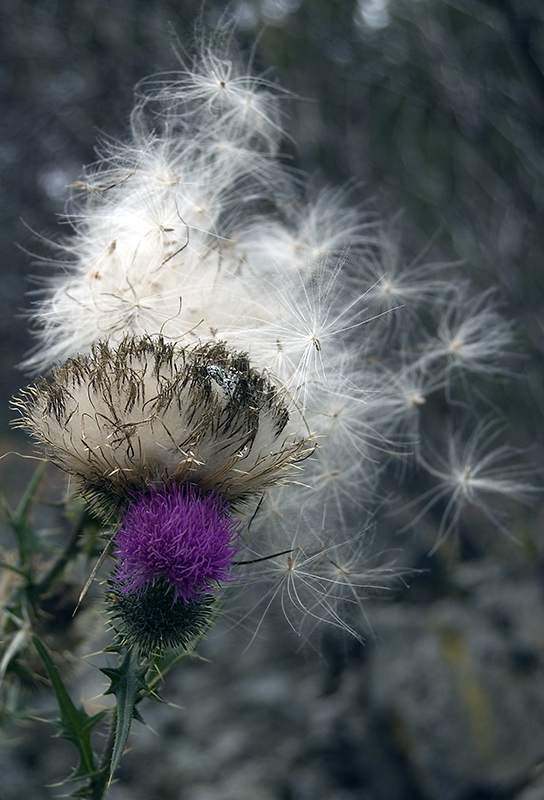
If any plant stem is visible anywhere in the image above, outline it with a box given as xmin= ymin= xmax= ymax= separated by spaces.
xmin=89 ymin=707 xmax=118 ymax=800
xmin=28 ymin=507 xmax=87 ymax=603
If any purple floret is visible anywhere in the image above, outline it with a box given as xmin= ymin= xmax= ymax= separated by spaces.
xmin=112 ymin=484 xmax=240 ymax=602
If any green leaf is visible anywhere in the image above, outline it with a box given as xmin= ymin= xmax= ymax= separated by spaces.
xmin=100 ymin=647 xmax=148 ymax=779
xmin=69 ymin=787 xmax=99 ymax=799
xmin=14 ymin=464 xmax=47 ymax=526
xmin=32 ymin=635 xmax=106 ymax=785
xmin=1 ymin=465 xmax=48 ymax=571
xmin=0 ymin=560 xmax=28 ymax=578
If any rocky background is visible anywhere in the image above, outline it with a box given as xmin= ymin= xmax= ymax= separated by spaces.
xmin=1 ymin=1 xmax=544 ymax=798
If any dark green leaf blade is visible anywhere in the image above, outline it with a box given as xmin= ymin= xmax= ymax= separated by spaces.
xmin=100 ymin=647 xmax=148 ymax=779
xmin=32 ymin=635 xmax=106 ymax=784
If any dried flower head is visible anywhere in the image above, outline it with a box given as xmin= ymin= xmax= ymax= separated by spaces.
xmin=14 ymin=336 xmax=311 ymax=514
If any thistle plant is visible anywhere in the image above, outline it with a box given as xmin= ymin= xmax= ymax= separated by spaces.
xmin=1 ymin=32 xmax=534 ymax=798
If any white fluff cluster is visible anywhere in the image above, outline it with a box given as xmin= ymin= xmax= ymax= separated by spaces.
xmin=20 ymin=40 xmax=531 ymax=636
xmin=16 ymin=338 xmax=310 ymax=510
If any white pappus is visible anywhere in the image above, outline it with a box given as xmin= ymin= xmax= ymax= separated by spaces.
xmin=16 ymin=36 xmax=531 ymax=638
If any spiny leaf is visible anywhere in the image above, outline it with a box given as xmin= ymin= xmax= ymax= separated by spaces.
xmin=100 ymin=647 xmax=148 ymax=779
xmin=69 ymin=786 xmax=99 ymax=799
xmin=32 ymin=635 xmax=106 ymax=784
xmin=2 ymin=465 xmax=48 ymax=569
xmin=14 ymin=463 xmax=47 ymax=525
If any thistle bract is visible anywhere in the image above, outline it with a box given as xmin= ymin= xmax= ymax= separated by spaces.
xmin=107 ymin=580 xmax=216 ymax=654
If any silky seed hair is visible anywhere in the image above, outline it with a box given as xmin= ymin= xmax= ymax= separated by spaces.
xmin=12 ymin=34 xmax=532 ymax=636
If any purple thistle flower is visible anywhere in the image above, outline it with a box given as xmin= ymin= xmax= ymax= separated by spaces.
xmin=112 ymin=484 xmax=241 ymax=602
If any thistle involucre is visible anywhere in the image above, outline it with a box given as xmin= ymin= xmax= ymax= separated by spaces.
xmin=106 ymin=484 xmax=239 ymax=653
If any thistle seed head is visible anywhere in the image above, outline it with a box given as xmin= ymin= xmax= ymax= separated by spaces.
xmin=13 ymin=335 xmax=312 ymax=514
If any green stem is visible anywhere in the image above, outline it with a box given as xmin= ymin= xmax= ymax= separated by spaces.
xmin=89 ymin=708 xmax=118 ymax=800
xmin=28 ymin=507 xmax=87 ymax=603
xmin=0 ymin=560 xmax=29 ymax=578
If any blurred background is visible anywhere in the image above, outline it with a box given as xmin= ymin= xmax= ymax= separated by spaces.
xmin=1 ymin=1 xmax=544 ymax=798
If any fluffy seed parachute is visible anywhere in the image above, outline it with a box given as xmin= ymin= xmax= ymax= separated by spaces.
xmin=13 ymin=37 xmax=529 ymax=642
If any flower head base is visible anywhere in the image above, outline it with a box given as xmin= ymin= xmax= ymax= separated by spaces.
xmin=13 ymin=336 xmax=311 ymax=513
xmin=112 ymin=483 xmax=240 ymax=602
xmin=107 ymin=580 xmax=216 ymax=654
